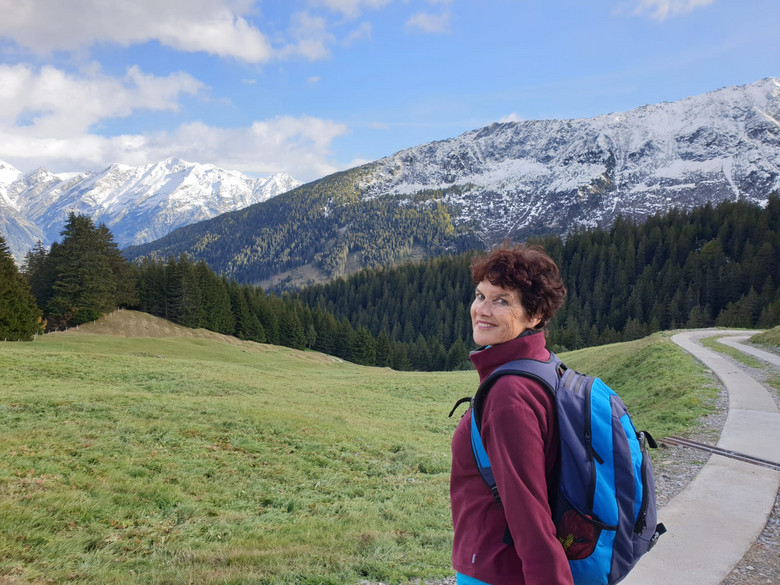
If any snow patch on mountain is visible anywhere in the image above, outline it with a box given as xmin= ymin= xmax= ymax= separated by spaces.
xmin=360 ymin=77 xmax=780 ymax=246
xmin=0 ymin=157 xmax=301 ymax=261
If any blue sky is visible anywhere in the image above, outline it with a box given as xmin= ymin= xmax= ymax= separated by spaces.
xmin=0 ymin=0 xmax=777 ymax=182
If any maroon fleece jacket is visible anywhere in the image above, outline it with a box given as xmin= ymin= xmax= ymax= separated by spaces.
xmin=450 ymin=331 xmax=573 ymax=585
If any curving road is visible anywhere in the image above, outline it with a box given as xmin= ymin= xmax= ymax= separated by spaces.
xmin=622 ymin=329 xmax=780 ymax=585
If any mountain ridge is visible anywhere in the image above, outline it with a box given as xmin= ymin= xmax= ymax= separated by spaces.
xmin=124 ymin=77 xmax=780 ymax=289
xmin=0 ymin=157 xmax=301 ymax=261
xmin=359 ymin=77 xmax=780 ymax=246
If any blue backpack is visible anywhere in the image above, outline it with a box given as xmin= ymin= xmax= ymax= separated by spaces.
xmin=457 ymin=352 xmax=666 ymax=585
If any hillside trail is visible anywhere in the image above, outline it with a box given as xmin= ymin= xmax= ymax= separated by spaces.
xmin=622 ymin=329 xmax=780 ymax=585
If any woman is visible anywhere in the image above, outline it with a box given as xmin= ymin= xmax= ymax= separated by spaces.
xmin=450 ymin=243 xmax=572 ymax=585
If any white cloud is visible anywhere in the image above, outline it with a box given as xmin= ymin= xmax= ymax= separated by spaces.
xmin=0 ymin=64 xmax=348 ymax=182
xmin=0 ymin=63 xmax=203 ymax=136
xmin=343 ymin=22 xmax=373 ymax=46
xmin=141 ymin=117 xmax=349 ymax=180
xmin=0 ymin=117 xmax=349 ymax=183
xmin=405 ymin=10 xmax=451 ymax=34
xmin=279 ymin=11 xmax=336 ymax=61
xmin=309 ymin=0 xmax=394 ymax=19
xmin=634 ymin=0 xmax=715 ymax=20
xmin=0 ymin=0 xmax=273 ymax=62
xmin=0 ymin=0 xmax=397 ymax=63
xmin=498 ymin=113 xmax=523 ymax=123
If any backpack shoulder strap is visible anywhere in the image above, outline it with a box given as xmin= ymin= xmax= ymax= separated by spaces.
xmin=468 ymin=352 xmax=565 ymax=506
xmin=472 ymin=352 xmax=564 ymax=434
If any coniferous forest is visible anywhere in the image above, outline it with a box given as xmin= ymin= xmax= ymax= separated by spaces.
xmin=4 ymin=196 xmax=779 ymax=370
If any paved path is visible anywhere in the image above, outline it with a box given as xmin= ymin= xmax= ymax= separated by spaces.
xmin=717 ymin=334 xmax=780 ymax=369
xmin=622 ymin=329 xmax=780 ymax=585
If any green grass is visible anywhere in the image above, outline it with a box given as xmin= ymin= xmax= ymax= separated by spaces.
xmin=698 ymin=327 xmax=780 ymax=398
xmin=751 ymin=325 xmax=780 ymax=351
xmin=561 ymin=332 xmax=721 ymax=439
xmin=699 ymin=335 xmax=764 ymax=368
xmin=0 ymin=318 xmax=725 ymax=584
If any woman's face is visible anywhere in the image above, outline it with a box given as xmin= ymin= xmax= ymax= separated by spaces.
xmin=471 ymin=279 xmax=540 ymax=347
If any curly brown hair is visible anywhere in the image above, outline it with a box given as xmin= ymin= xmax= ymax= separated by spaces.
xmin=470 ymin=242 xmax=567 ymax=328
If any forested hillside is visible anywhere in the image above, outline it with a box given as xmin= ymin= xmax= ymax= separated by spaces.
xmin=122 ymin=167 xmax=476 ymax=288
xmin=295 ymin=196 xmax=780 ymax=356
xmin=540 ymin=197 xmax=780 ymax=348
xmin=13 ymin=197 xmax=779 ymax=371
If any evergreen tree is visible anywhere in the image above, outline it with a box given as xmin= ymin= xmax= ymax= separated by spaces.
xmin=374 ymin=331 xmax=392 ymax=367
xmin=446 ymin=337 xmax=470 ymax=370
xmin=229 ymin=281 xmax=258 ymax=340
xmin=350 ymin=326 xmax=376 ymax=366
xmin=167 ymin=255 xmax=202 ymax=328
xmin=99 ymin=225 xmax=139 ymax=308
xmin=239 ymin=286 xmax=266 ymax=342
xmin=137 ymin=259 xmax=171 ymax=319
xmin=0 ymin=236 xmax=43 ymax=340
xmin=199 ymin=269 xmax=236 ymax=335
xmin=46 ymin=214 xmax=119 ymax=328
xmin=22 ymin=241 xmax=56 ymax=310
xmin=428 ymin=338 xmax=448 ymax=371
xmin=333 ymin=319 xmax=355 ymax=361
xmin=390 ymin=342 xmax=411 ymax=371
xmin=281 ymin=306 xmax=307 ymax=350
xmin=312 ymin=309 xmax=337 ymax=355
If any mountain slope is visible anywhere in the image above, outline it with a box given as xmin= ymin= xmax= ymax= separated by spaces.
xmin=124 ymin=78 xmax=780 ymax=289
xmin=361 ymin=77 xmax=780 ymax=245
xmin=125 ymin=167 xmax=471 ymax=288
xmin=0 ymin=158 xmax=300 ymax=261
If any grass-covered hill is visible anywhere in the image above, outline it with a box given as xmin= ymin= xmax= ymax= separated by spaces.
xmin=0 ymin=311 xmax=751 ymax=584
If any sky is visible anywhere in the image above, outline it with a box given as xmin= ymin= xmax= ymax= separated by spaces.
xmin=0 ymin=0 xmax=777 ymax=184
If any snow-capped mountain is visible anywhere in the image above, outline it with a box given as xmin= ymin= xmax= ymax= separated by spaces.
xmin=122 ymin=78 xmax=780 ymax=289
xmin=360 ymin=77 xmax=780 ymax=245
xmin=0 ymin=158 xmax=301 ymax=261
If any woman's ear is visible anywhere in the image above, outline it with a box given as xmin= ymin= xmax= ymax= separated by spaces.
xmin=530 ymin=314 xmax=543 ymax=329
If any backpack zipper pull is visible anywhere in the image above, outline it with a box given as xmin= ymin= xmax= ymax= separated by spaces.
xmin=585 ymin=428 xmax=604 ymax=464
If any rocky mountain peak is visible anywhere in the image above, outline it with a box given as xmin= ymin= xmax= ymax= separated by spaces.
xmin=0 ymin=158 xmax=302 ymax=261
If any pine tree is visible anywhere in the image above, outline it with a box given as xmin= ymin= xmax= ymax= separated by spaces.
xmin=229 ymin=281 xmax=255 ymax=340
xmin=0 ymin=236 xmax=43 ymax=340
xmin=446 ymin=337 xmax=470 ymax=370
xmin=281 ymin=307 xmax=307 ymax=350
xmin=168 ymin=255 xmax=202 ymax=328
xmin=238 ymin=286 xmax=265 ymax=342
xmin=47 ymin=214 xmax=118 ymax=328
xmin=390 ymin=342 xmax=411 ymax=371
xmin=137 ymin=259 xmax=171 ymax=319
xmin=374 ymin=331 xmax=392 ymax=367
xmin=199 ymin=269 xmax=236 ymax=335
xmin=312 ymin=309 xmax=337 ymax=355
xmin=350 ymin=326 xmax=376 ymax=366
xmin=99 ymin=225 xmax=139 ymax=308
xmin=22 ymin=241 xmax=56 ymax=310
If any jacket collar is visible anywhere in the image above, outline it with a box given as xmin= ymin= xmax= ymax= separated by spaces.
xmin=469 ymin=329 xmax=549 ymax=383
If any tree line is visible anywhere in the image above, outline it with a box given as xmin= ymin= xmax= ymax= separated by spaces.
xmin=4 ymin=212 xmax=470 ymax=370
xmin=540 ymin=195 xmax=780 ymax=349
xmin=3 ymin=196 xmax=779 ymax=372
xmin=294 ymin=195 xmax=780 ymax=354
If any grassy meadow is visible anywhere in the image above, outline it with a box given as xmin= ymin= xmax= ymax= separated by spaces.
xmin=0 ymin=312 xmax=733 ymax=584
